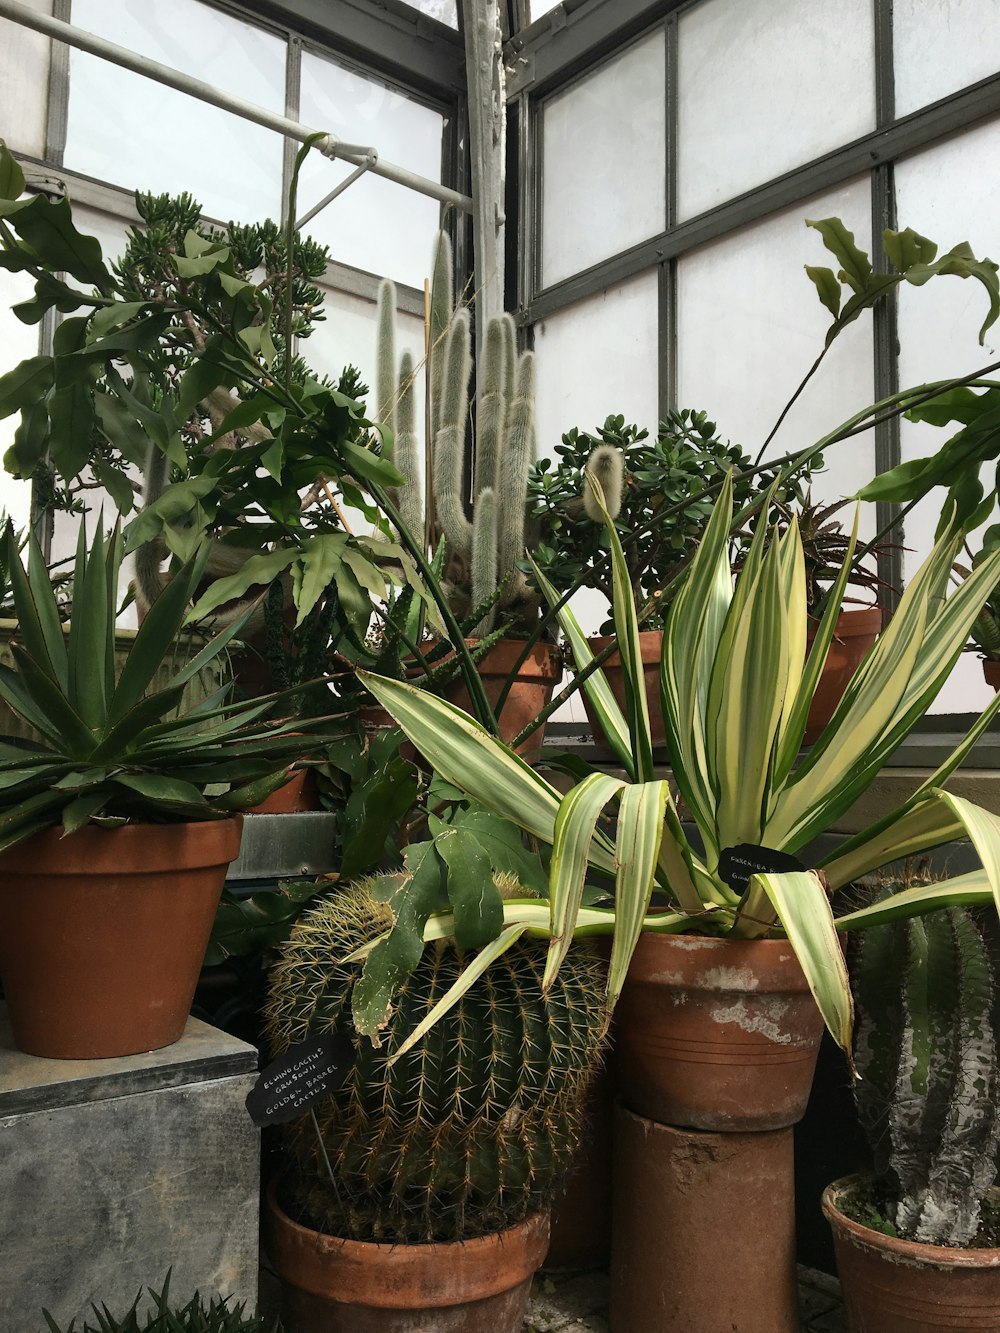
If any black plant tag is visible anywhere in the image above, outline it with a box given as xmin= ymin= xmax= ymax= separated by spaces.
xmin=718 ymin=843 xmax=807 ymax=898
xmin=245 ymin=1032 xmax=354 ymax=1127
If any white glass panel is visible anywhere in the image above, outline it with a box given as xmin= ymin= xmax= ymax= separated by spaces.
xmin=65 ymin=0 xmax=286 ymax=224
xmin=534 ymin=270 xmax=659 ymax=714
xmin=677 ymin=0 xmax=876 ymax=221
xmin=0 ymin=0 xmax=53 ymax=157
xmin=0 ymin=268 xmax=40 ymax=532
xmin=403 ymin=0 xmax=458 ymax=27
xmin=677 ymin=178 xmax=876 ymax=538
xmin=532 ymin=0 xmax=563 ymax=18
xmin=298 ymin=53 xmax=444 ymax=288
xmin=541 ymin=31 xmax=666 ymax=287
xmin=895 ymin=0 xmax=1000 ymax=118
xmin=896 ymin=119 xmax=1000 ymax=713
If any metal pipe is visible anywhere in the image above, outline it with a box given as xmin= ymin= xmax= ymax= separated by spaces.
xmin=0 ymin=0 xmax=473 ymax=215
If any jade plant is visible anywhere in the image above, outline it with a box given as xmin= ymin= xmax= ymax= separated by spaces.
xmin=849 ymin=887 xmax=1000 ymax=1245
xmin=375 ymin=232 xmax=541 ymax=637
xmin=264 ymin=874 xmax=609 ymax=1243
xmin=42 ymin=1275 xmax=281 ymax=1331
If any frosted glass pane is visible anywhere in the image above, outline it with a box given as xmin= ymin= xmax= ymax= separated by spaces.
xmin=677 ymin=179 xmax=876 ymax=541
xmin=535 ymin=270 xmax=659 ymax=715
xmin=0 ymin=0 xmax=52 ymax=158
xmin=895 ymin=119 xmax=1000 ymax=714
xmin=678 ymin=0 xmax=876 ymax=221
xmin=65 ymin=0 xmax=285 ymax=224
xmin=895 ymin=0 xmax=1000 ymax=117
xmin=402 ymin=0 xmax=457 ymax=26
xmin=541 ymin=32 xmax=666 ymax=287
xmin=0 ymin=267 xmax=40 ymax=533
xmin=532 ymin=0 xmax=563 ymax=17
xmin=299 ymin=53 xmax=444 ymax=288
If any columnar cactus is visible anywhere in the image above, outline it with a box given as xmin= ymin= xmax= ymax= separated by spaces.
xmin=850 ymin=895 xmax=1000 ymax=1246
xmin=264 ymin=877 xmax=609 ymax=1243
xmin=375 ymin=233 xmax=540 ymax=634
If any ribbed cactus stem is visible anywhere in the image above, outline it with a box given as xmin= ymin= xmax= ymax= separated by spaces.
xmin=501 ymin=314 xmax=516 ymax=418
xmin=583 ymin=445 xmax=625 ymax=522
xmin=851 ymin=897 xmax=1000 ymax=1247
xmin=375 ymin=278 xmax=397 ymax=437
xmin=471 ymin=487 xmax=498 ymax=636
xmin=429 ymin=231 xmax=454 ymax=444
xmin=433 ymin=309 xmax=474 ymax=560
xmin=497 ymin=350 xmax=535 ymax=607
xmin=394 ymin=349 xmax=423 ymax=543
xmin=474 ymin=317 xmax=508 ymax=498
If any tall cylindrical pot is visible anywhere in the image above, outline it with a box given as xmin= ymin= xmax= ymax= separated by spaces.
xmin=612 ymin=1103 xmax=800 ymax=1332
xmin=443 ymin=639 xmax=562 ymax=755
xmin=823 ymin=1175 xmax=1000 ymax=1332
xmin=615 ymin=932 xmax=823 ymax=1131
xmin=804 ymin=607 xmax=882 ymax=744
xmin=0 ymin=817 xmax=243 ymax=1059
xmin=582 ymin=630 xmax=664 ymax=748
xmin=266 ymin=1183 xmax=549 ymax=1332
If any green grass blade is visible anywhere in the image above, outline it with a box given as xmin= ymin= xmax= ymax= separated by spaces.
xmin=821 ymin=796 xmax=965 ymax=890
xmin=753 ymin=868 xmax=853 ymax=1064
xmin=545 ymin=771 xmax=626 ymax=989
xmin=607 ymin=780 xmax=671 ymax=1010
xmin=835 ymin=870 xmax=995 ymax=928
xmin=24 ymin=529 xmax=69 ymax=688
xmin=66 ymin=520 xmax=109 ymax=730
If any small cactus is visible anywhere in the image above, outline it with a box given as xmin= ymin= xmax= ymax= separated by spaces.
xmin=850 ymin=882 xmax=1000 ymax=1246
xmin=583 ymin=445 xmax=625 ymax=523
xmin=264 ymin=877 xmax=610 ymax=1243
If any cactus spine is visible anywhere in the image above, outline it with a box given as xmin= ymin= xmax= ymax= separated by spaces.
xmin=264 ymin=877 xmax=609 ymax=1244
xmin=851 ymin=891 xmax=1000 ymax=1246
xmin=376 ymin=233 xmax=540 ymax=633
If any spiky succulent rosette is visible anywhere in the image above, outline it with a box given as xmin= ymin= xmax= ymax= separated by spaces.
xmin=265 ymin=875 xmax=609 ymax=1243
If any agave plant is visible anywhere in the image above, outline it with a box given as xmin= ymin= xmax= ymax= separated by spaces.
xmin=0 ymin=520 xmax=331 ymax=851
xmin=42 ymin=1273 xmax=281 ymax=1331
xmin=359 ymin=471 xmax=1000 ymax=1062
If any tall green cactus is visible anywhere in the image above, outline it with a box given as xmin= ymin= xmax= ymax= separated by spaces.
xmin=264 ymin=876 xmax=609 ymax=1244
xmin=850 ymin=891 xmax=1000 ymax=1246
xmin=374 ymin=233 xmax=540 ymax=635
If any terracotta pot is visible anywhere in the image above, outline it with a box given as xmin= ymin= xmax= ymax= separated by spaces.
xmin=441 ymin=639 xmax=562 ymax=755
xmin=544 ymin=1062 xmax=615 ymax=1270
xmin=246 ymin=767 xmax=321 ymax=814
xmin=266 ymin=1182 xmax=549 ymax=1332
xmin=804 ymin=606 xmax=882 ymax=744
xmin=582 ymin=630 xmax=664 ymax=748
xmin=824 ymin=1175 xmax=1000 ymax=1331
xmin=983 ymin=659 xmax=1000 ymax=692
xmin=612 ymin=1103 xmax=800 ymax=1332
xmin=0 ymin=818 xmax=243 ymax=1059
xmin=615 ymin=932 xmax=824 ymax=1131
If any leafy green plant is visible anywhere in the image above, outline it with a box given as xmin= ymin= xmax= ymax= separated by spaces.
xmin=357 ymin=470 xmax=1000 ymax=1065
xmin=42 ymin=1274 xmax=280 ymax=1331
xmin=0 ymin=520 xmax=334 ymax=850
xmin=265 ymin=875 xmax=609 ymax=1243
xmin=527 ymin=410 xmax=812 ymax=631
xmin=849 ymin=884 xmax=1000 ymax=1246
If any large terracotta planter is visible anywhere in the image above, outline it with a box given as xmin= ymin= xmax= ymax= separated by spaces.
xmin=612 ymin=1103 xmax=800 ymax=1332
xmin=824 ymin=1175 xmax=1000 ymax=1331
xmin=615 ymin=932 xmax=824 ymax=1131
xmin=266 ymin=1182 xmax=549 ymax=1332
xmin=804 ymin=606 xmax=882 ymax=744
xmin=544 ymin=1062 xmax=615 ymax=1270
xmin=441 ymin=639 xmax=562 ymax=755
xmin=246 ymin=767 xmax=321 ymax=814
xmin=582 ymin=630 xmax=664 ymax=749
xmin=0 ymin=817 xmax=242 ymax=1059
xmin=983 ymin=658 xmax=1000 ymax=692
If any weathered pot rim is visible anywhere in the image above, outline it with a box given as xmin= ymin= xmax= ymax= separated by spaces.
xmin=626 ymin=929 xmax=812 ymax=991
xmin=265 ymin=1181 xmax=550 ymax=1307
xmin=433 ymin=637 xmax=562 ymax=681
xmin=823 ymin=1174 xmax=1000 ymax=1270
xmin=0 ymin=815 xmax=243 ymax=874
xmin=586 ymin=629 xmax=663 ymax=654
xmin=806 ymin=605 xmax=883 ymax=640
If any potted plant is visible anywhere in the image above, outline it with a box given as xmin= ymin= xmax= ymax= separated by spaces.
xmin=823 ymin=889 xmax=1000 ymax=1331
xmin=373 ymin=235 xmax=562 ymax=749
xmin=357 ymin=472 xmax=1000 ymax=1330
xmin=261 ymin=871 xmax=609 ymax=1331
xmin=527 ymin=409 xmax=811 ymax=744
xmin=41 ymin=1275 xmax=281 ymax=1332
xmin=0 ymin=521 xmax=331 ymax=1061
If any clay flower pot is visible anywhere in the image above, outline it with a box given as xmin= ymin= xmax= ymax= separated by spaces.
xmin=804 ymin=606 xmax=882 ymax=744
xmin=824 ymin=1175 xmax=1000 ymax=1332
xmin=614 ymin=932 xmax=824 ymax=1131
xmin=983 ymin=658 xmax=1000 ymax=692
xmin=440 ymin=639 xmax=562 ymax=755
xmin=0 ymin=817 xmax=243 ymax=1060
xmin=246 ymin=767 xmax=321 ymax=814
xmin=266 ymin=1182 xmax=549 ymax=1332
xmin=582 ymin=630 xmax=665 ymax=749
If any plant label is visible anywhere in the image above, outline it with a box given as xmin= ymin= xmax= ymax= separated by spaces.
xmin=245 ymin=1032 xmax=354 ymax=1127
xmin=718 ymin=843 xmax=806 ymax=897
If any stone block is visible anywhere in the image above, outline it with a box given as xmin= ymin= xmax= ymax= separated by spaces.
xmin=0 ymin=1009 xmax=260 ymax=1331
